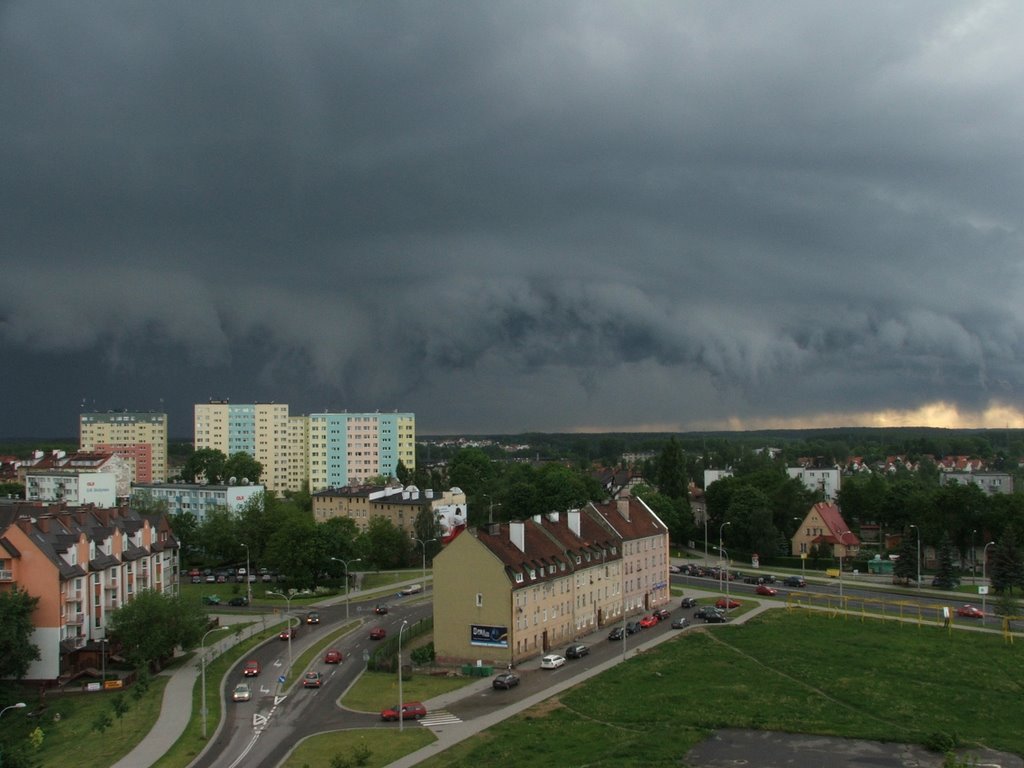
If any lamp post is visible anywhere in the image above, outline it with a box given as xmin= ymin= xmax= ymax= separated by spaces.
xmin=970 ymin=529 xmax=976 ymax=584
xmin=703 ymin=513 xmax=708 ymax=565
xmin=267 ymin=590 xmax=310 ymax=674
xmin=100 ymin=637 xmax=107 ymax=683
xmin=982 ymin=540 xmax=996 ymax=617
xmin=910 ymin=524 xmax=921 ymax=589
xmin=398 ymin=619 xmax=409 ymax=732
xmin=0 ymin=702 xmax=26 ymax=719
xmin=718 ymin=521 xmax=731 ymax=596
xmin=413 ymin=537 xmax=436 ymax=585
xmin=330 ymin=558 xmax=361 ymax=620
xmin=201 ymin=625 xmax=230 ymax=739
xmin=241 ymin=542 xmax=252 ymax=605
xmin=716 ymin=546 xmax=732 ymax=613
xmin=836 ymin=530 xmax=851 ymax=601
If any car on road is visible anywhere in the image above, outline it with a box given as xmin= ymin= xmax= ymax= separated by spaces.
xmin=668 ymin=564 xmax=681 ymax=573
xmin=671 ymin=616 xmax=688 ymax=629
xmin=652 ymin=608 xmax=671 ymax=622
xmin=679 ymin=597 xmax=698 ymax=609
xmin=783 ymin=576 xmax=807 ymax=588
xmin=242 ymin=660 xmax=261 ymax=677
xmin=492 ymin=671 xmax=521 ymax=689
xmin=279 ymin=627 xmax=298 ymax=640
xmin=565 ymin=643 xmax=589 ymax=659
xmin=302 ymin=671 xmax=323 ymax=688
xmin=232 ymin=683 xmax=252 ymax=702
xmin=625 ymin=621 xmax=643 ymax=635
xmin=755 ymin=584 xmax=778 ymax=596
xmin=228 ymin=596 xmax=249 ymax=606
xmin=956 ymin=604 xmax=984 ymax=619
xmin=639 ymin=615 xmax=659 ymax=628
xmin=540 ymin=654 xmax=566 ymax=669
xmin=324 ymin=648 xmax=343 ymax=664
xmin=374 ymin=604 xmax=389 ymax=614
xmin=305 ymin=611 xmax=320 ymax=624
xmin=369 ymin=627 xmax=387 ymax=640
xmin=397 ymin=584 xmax=423 ymax=596
xmin=715 ymin=597 xmax=741 ymax=609
xmin=607 ymin=626 xmax=624 ymax=641
xmin=381 ymin=701 xmax=427 ymax=721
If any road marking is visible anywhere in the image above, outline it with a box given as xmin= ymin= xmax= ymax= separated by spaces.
xmin=274 ymin=695 xmax=287 ymax=706
xmin=253 ymin=713 xmax=268 ymax=728
xmin=419 ymin=710 xmax=462 ymax=727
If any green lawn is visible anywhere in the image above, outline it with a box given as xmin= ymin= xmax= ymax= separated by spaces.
xmin=340 ymin=669 xmax=476 ymax=713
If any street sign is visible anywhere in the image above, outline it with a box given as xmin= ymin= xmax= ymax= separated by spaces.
xmin=278 ymin=675 xmax=286 ymax=684
xmin=979 ymin=585 xmax=989 ymax=595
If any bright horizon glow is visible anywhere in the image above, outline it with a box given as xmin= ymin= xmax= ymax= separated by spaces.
xmin=571 ymin=400 xmax=1024 ymax=433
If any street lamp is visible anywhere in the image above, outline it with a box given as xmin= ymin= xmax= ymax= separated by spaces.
xmin=718 ymin=522 xmax=731 ymax=596
xmin=970 ymin=529 xmax=977 ymax=584
xmin=703 ymin=513 xmax=708 ymax=564
xmin=982 ymin=540 xmax=996 ymax=617
xmin=910 ymin=524 xmax=921 ymax=589
xmin=398 ymin=619 xmax=410 ymax=733
xmin=267 ymin=590 xmax=311 ymax=674
xmin=330 ymin=558 xmax=361 ymax=620
xmin=716 ymin=546 xmax=732 ymax=613
xmin=413 ymin=537 xmax=436 ymax=585
xmin=836 ymin=530 xmax=851 ymax=600
xmin=0 ymin=702 xmax=26 ymax=719
xmin=100 ymin=637 xmax=107 ymax=684
xmin=201 ymin=625 xmax=230 ymax=739
xmin=241 ymin=542 xmax=252 ymax=605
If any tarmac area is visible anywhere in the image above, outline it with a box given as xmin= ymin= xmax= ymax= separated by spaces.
xmin=684 ymin=728 xmax=1023 ymax=768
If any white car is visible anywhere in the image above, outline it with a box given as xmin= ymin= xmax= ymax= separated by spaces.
xmin=232 ymin=683 xmax=252 ymax=702
xmin=540 ymin=654 xmax=566 ymax=669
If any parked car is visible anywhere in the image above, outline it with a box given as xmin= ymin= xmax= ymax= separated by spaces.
xmin=205 ymin=574 xmax=216 ymax=583
xmin=651 ymin=608 xmax=671 ymax=622
xmin=932 ymin=576 xmax=961 ymax=589
xmin=679 ymin=597 xmax=698 ymax=609
xmin=715 ymin=597 xmax=741 ymax=610
xmin=374 ymin=604 xmax=389 ymax=615
xmin=232 ymin=683 xmax=252 ymax=702
xmin=279 ymin=627 xmax=298 ymax=640
xmin=492 ymin=672 xmax=520 ymax=690
xmin=625 ymin=621 xmax=643 ymax=635
xmin=324 ymin=648 xmax=343 ymax=664
xmin=755 ymin=584 xmax=778 ymax=596
xmin=228 ymin=596 xmax=249 ymax=607
xmin=305 ymin=611 xmax=320 ymax=624
xmin=639 ymin=615 xmax=659 ymax=629
xmin=694 ymin=605 xmax=724 ymax=621
xmin=607 ymin=626 xmax=625 ymax=641
xmin=702 ymin=611 xmax=728 ymax=624
xmin=671 ymin=616 xmax=688 ymax=629
xmin=565 ymin=643 xmax=589 ymax=659
xmin=242 ymin=660 xmax=261 ymax=677
xmin=540 ymin=654 xmax=566 ymax=669
xmin=302 ymin=671 xmax=323 ymax=688
xmin=191 ymin=575 xmax=203 ymax=584
xmin=202 ymin=595 xmax=221 ymax=605
xmin=369 ymin=627 xmax=387 ymax=640
xmin=783 ymin=575 xmax=806 ymax=588
xmin=668 ymin=564 xmax=681 ymax=573
xmin=956 ymin=604 xmax=984 ymax=619
xmin=380 ymin=701 xmax=427 ymax=721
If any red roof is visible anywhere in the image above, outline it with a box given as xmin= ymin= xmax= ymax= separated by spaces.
xmin=812 ymin=502 xmax=860 ymax=546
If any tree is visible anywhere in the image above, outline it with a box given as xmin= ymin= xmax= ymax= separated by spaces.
xmin=107 ymin=590 xmax=209 ymax=670
xmin=263 ymin=509 xmax=321 ymax=587
xmin=395 ymin=460 xmax=412 ymax=486
xmin=179 ymin=448 xmax=227 ymax=484
xmin=893 ymin=530 xmax=919 ymax=585
xmin=168 ymin=512 xmax=200 ymax=562
xmin=990 ymin=534 xmax=1024 ymax=595
xmin=197 ymin=508 xmax=239 ymax=564
xmin=224 ymin=452 xmax=263 ymax=486
xmin=655 ymin=438 xmax=689 ymax=500
xmin=932 ymin=532 xmax=958 ymax=589
xmin=0 ymin=587 xmax=41 ymax=679
xmin=359 ymin=517 xmax=408 ymax=570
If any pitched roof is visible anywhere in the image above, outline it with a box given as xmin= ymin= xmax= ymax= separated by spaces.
xmin=811 ymin=501 xmax=860 ymax=546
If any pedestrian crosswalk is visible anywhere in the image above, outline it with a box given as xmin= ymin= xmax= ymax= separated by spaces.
xmin=418 ymin=710 xmax=462 ymax=727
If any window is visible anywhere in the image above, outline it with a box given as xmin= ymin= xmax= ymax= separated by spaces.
xmin=475 ymin=593 xmax=483 ymax=607
xmin=515 ymin=572 xmax=524 ymax=584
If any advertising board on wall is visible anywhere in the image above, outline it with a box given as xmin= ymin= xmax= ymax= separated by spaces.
xmin=470 ymin=624 xmax=508 ymax=648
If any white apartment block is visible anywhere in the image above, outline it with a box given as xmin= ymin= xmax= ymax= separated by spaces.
xmin=131 ymin=482 xmax=265 ymax=522
xmin=79 ymin=410 xmax=168 ymax=483
xmin=787 ymin=466 xmax=841 ymax=501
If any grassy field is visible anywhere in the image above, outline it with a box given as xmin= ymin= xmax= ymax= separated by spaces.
xmin=340 ymin=669 xmax=476 ymax=713
xmin=411 ymin=610 xmax=1024 ymax=767
xmin=281 ymin=728 xmax=436 ymax=768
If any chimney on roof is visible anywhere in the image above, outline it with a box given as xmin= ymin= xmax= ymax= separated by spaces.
xmin=487 ymin=522 xmax=500 ymax=536
xmin=510 ymin=520 xmax=526 ymax=553
xmin=616 ymin=497 xmax=630 ymax=522
xmin=547 ymin=511 xmax=559 ymax=523
xmin=568 ymin=509 xmax=581 ymax=537
xmin=532 ymin=514 xmax=541 ymax=524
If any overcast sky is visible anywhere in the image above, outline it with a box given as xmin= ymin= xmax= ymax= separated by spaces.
xmin=3 ymin=2 xmax=1024 ymax=439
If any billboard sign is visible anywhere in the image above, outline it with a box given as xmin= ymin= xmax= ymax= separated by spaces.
xmin=470 ymin=624 xmax=508 ymax=648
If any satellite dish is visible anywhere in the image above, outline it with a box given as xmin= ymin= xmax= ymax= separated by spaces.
xmin=228 ymin=476 xmax=237 ymax=485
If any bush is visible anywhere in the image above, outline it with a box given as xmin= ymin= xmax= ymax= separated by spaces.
xmin=410 ymin=642 xmax=435 ymax=666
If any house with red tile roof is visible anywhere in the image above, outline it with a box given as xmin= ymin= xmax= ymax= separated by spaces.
xmin=791 ymin=501 xmax=860 ymax=557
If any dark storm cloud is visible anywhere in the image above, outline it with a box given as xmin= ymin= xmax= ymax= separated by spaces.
xmin=2 ymin=1 xmax=1024 ymax=436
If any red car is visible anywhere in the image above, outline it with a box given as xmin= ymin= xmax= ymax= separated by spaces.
xmin=755 ymin=584 xmax=778 ymax=596
xmin=956 ymin=604 xmax=984 ymax=619
xmin=324 ymin=648 xmax=343 ymax=664
xmin=369 ymin=627 xmax=387 ymax=640
xmin=279 ymin=627 xmax=298 ymax=640
xmin=715 ymin=597 xmax=741 ymax=609
xmin=242 ymin=660 xmax=261 ymax=677
xmin=651 ymin=608 xmax=671 ymax=622
xmin=639 ymin=615 xmax=659 ymax=629
xmin=380 ymin=701 xmax=427 ymax=721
